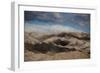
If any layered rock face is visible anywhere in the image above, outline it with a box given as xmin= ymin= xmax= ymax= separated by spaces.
xmin=24 ymin=32 xmax=90 ymax=61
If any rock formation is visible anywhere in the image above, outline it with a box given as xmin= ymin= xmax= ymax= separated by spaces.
xmin=24 ymin=32 xmax=90 ymax=61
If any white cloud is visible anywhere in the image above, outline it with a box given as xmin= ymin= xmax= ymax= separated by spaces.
xmin=24 ymin=23 xmax=81 ymax=33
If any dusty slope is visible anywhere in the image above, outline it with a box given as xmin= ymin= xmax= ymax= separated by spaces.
xmin=24 ymin=32 xmax=90 ymax=61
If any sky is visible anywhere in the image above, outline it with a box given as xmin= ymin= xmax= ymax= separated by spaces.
xmin=24 ymin=11 xmax=90 ymax=33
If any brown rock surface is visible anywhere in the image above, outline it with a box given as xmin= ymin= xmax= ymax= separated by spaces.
xmin=24 ymin=32 xmax=90 ymax=61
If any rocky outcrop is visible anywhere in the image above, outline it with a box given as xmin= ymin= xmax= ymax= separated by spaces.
xmin=24 ymin=32 xmax=90 ymax=54
xmin=24 ymin=31 xmax=90 ymax=61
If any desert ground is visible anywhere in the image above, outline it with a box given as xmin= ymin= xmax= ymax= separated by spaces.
xmin=24 ymin=31 xmax=90 ymax=61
